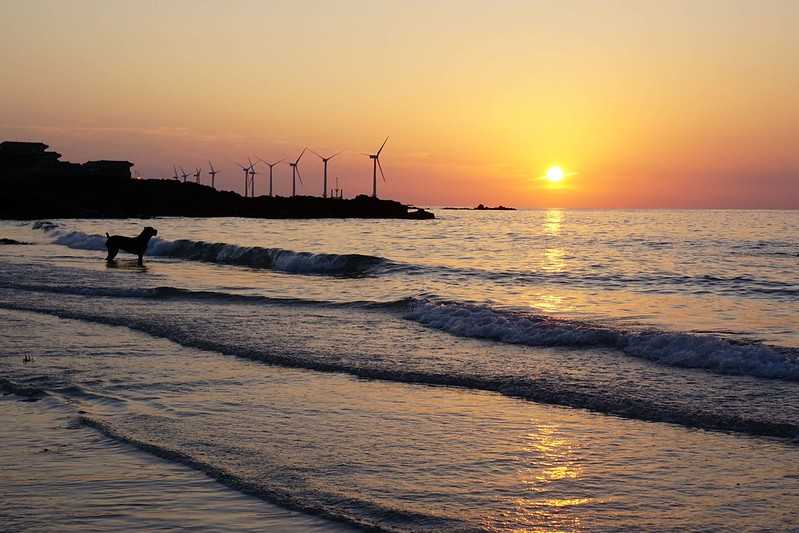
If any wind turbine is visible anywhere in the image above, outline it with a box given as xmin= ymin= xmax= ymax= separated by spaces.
xmin=247 ymin=158 xmax=259 ymax=197
xmin=179 ymin=167 xmax=191 ymax=183
xmin=310 ymin=149 xmax=341 ymax=198
xmin=365 ymin=137 xmax=388 ymax=198
xmin=288 ymin=148 xmax=307 ymax=197
xmin=235 ymin=161 xmax=252 ymax=196
xmin=208 ymin=161 xmax=219 ymax=189
xmin=193 ymin=168 xmax=202 ymax=184
xmin=257 ymin=157 xmax=284 ymax=197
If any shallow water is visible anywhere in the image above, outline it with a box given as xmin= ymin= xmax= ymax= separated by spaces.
xmin=1 ymin=210 xmax=798 ymax=531
xmin=0 ymin=395 xmax=351 ymax=532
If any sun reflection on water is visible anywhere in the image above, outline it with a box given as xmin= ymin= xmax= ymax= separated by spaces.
xmin=543 ymin=248 xmax=566 ymax=273
xmin=528 ymin=293 xmax=568 ymax=315
xmin=544 ymin=209 xmax=564 ymax=236
xmin=503 ymin=424 xmax=588 ymax=532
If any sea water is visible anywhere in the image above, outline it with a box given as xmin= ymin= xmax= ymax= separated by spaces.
xmin=1 ymin=209 xmax=798 ymax=531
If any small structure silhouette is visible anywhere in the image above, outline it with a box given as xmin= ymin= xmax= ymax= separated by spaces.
xmin=0 ymin=141 xmax=132 ymax=181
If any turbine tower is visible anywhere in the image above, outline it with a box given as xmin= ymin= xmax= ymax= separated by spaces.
xmin=288 ymin=148 xmax=307 ymax=198
xmin=179 ymin=167 xmax=191 ymax=183
xmin=248 ymin=158 xmax=258 ymax=197
xmin=208 ymin=161 xmax=219 ymax=189
xmin=310 ymin=149 xmax=341 ymax=198
xmin=257 ymin=157 xmax=284 ymax=197
xmin=193 ymin=168 xmax=202 ymax=184
xmin=235 ymin=161 xmax=252 ymax=196
xmin=366 ymin=137 xmax=388 ymax=198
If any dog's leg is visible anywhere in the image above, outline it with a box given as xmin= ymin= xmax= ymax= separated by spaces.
xmin=106 ymin=246 xmax=118 ymax=261
xmin=138 ymin=254 xmax=144 ymax=266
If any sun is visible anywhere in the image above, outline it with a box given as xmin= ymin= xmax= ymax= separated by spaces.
xmin=545 ymin=166 xmax=565 ymax=183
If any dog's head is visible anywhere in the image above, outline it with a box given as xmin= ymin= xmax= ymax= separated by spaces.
xmin=142 ymin=226 xmax=158 ymax=239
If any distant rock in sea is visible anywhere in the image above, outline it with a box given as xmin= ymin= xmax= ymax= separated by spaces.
xmin=442 ymin=203 xmax=516 ymax=211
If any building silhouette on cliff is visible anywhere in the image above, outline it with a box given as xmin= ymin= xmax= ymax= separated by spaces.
xmin=0 ymin=141 xmax=133 ymax=181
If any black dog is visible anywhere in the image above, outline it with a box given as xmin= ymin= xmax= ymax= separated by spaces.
xmin=105 ymin=227 xmax=158 ymax=266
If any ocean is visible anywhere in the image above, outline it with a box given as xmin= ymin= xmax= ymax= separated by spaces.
xmin=1 ymin=209 xmax=798 ymax=531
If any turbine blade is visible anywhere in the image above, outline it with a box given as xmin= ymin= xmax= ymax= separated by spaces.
xmin=296 ymin=167 xmax=303 ymax=185
xmin=377 ymin=158 xmax=386 ymax=182
xmin=329 ymin=152 xmax=342 ymax=160
xmin=295 ymin=147 xmax=307 ymax=164
xmin=377 ymin=136 xmax=389 ymax=156
xmin=309 ymin=148 xmax=323 ymax=159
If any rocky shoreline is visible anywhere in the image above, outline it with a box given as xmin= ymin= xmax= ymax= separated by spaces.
xmin=0 ymin=141 xmax=434 ymax=220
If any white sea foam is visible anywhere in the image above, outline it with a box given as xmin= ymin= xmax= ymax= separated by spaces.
xmin=53 ymin=230 xmax=107 ymax=251
xmin=404 ymin=299 xmax=799 ymax=381
xmin=48 ymin=229 xmax=386 ymax=276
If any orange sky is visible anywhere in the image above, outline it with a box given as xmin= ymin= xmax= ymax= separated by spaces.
xmin=1 ymin=0 xmax=797 ymax=207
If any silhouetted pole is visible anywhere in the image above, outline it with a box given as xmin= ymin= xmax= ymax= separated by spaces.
xmin=372 ymin=158 xmax=377 ymax=198
xmin=323 ymin=159 xmax=328 ymax=198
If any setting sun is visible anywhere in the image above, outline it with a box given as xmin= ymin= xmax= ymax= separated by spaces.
xmin=545 ymin=166 xmax=565 ymax=183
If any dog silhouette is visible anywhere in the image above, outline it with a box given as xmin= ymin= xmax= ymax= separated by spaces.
xmin=105 ymin=226 xmax=158 ymax=266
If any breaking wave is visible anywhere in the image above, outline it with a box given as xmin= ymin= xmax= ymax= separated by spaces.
xmin=5 ymin=273 xmax=798 ymax=384
xmin=405 ymin=298 xmax=799 ymax=381
xmin=48 ymin=228 xmax=390 ymax=276
xmin=2 ymin=303 xmax=798 ymax=440
xmin=35 ymin=221 xmax=797 ymax=298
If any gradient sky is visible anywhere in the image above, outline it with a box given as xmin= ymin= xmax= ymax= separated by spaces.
xmin=1 ymin=0 xmax=797 ymax=207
